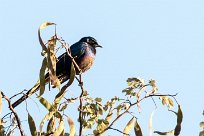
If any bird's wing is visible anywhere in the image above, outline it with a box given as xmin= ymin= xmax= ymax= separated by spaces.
xmin=70 ymin=42 xmax=86 ymax=58
xmin=54 ymin=42 xmax=86 ymax=83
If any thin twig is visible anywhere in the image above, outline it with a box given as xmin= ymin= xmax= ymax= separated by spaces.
xmin=2 ymin=112 xmax=12 ymax=120
xmin=10 ymin=90 xmax=28 ymax=99
xmin=1 ymin=92 xmax=25 ymax=136
xmin=109 ymin=127 xmax=130 ymax=136
xmin=78 ymin=74 xmax=84 ymax=136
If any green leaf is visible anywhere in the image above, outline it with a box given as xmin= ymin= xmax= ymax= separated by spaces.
xmin=39 ymin=58 xmax=47 ymax=97
xmin=59 ymin=103 xmax=68 ymax=112
xmin=134 ymin=120 xmax=143 ymax=136
xmin=174 ymin=124 xmax=181 ymax=136
xmin=38 ymin=96 xmax=52 ymax=111
xmin=67 ymin=62 xmax=76 ymax=87
xmin=53 ymin=120 xmax=64 ymax=136
xmin=54 ymin=62 xmax=76 ymax=106
xmin=0 ymin=122 xmax=4 ymax=136
xmin=177 ymin=105 xmax=183 ymax=124
xmin=67 ymin=117 xmax=76 ymax=136
xmin=174 ymin=105 xmax=183 ymax=136
xmin=149 ymin=79 xmax=156 ymax=87
xmin=123 ymin=117 xmax=135 ymax=136
xmin=54 ymin=90 xmax=66 ymax=107
xmin=200 ymin=122 xmax=204 ymax=129
xmin=28 ymin=113 xmax=38 ymax=136
xmin=95 ymin=98 xmax=102 ymax=103
xmin=200 ymin=130 xmax=204 ymax=136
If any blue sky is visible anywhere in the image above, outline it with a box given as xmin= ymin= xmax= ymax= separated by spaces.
xmin=0 ymin=0 xmax=203 ymax=135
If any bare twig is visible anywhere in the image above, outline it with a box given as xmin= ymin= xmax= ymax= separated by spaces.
xmin=1 ymin=92 xmax=25 ymax=136
xmin=109 ymin=127 xmax=130 ymax=136
xmin=78 ymin=74 xmax=84 ymax=136
xmin=2 ymin=112 xmax=12 ymax=120
xmin=10 ymin=90 xmax=27 ymax=99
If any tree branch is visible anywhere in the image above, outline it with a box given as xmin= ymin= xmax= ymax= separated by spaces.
xmin=1 ymin=91 xmax=25 ymax=136
xmin=96 ymin=93 xmax=178 ymax=135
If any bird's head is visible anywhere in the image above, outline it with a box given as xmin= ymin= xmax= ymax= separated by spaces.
xmin=79 ymin=36 xmax=102 ymax=49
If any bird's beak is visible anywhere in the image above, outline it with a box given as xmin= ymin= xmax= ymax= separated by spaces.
xmin=95 ymin=44 xmax=102 ymax=48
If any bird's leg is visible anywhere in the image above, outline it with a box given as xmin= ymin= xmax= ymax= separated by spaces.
xmin=79 ymin=74 xmax=83 ymax=85
xmin=75 ymin=76 xmax=83 ymax=86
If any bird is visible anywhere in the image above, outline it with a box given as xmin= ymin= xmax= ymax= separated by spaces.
xmin=12 ymin=36 xmax=102 ymax=108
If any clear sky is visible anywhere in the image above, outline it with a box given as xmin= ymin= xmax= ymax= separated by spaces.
xmin=0 ymin=0 xmax=203 ymax=135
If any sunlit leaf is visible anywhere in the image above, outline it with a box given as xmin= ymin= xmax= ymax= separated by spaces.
xmin=149 ymin=111 xmax=154 ymax=136
xmin=66 ymin=62 xmax=76 ymax=87
xmin=159 ymin=96 xmax=174 ymax=109
xmin=154 ymin=130 xmax=174 ymax=135
xmin=39 ymin=22 xmax=56 ymax=30
xmin=134 ymin=120 xmax=143 ymax=136
xmin=47 ymin=37 xmax=61 ymax=88
xmin=40 ymin=111 xmax=55 ymax=133
xmin=123 ymin=117 xmax=135 ymax=136
xmin=168 ymin=98 xmax=174 ymax=108
xmin=39 ymin=58 xmax=47 ymax=97
xmin=67 ymin=117 xmax=76 ymax=136
xmin=47 ymin=117 xmax=56 ymax=134
xmin=96 ymin=112 xmax=113 ymax=136
xmin=38 ymin=22 xmax=55 ymax=52
xmin=28 ymin=113 xmax=37 ymax=136
xmin=0 ymin=122 xmax=4 ymax=136
xmin=150 ymin=87 xmax=158 ymax=94
xmin=59 ymin=103 xmax=68 ymax=112
xmin=54 ymin=91 xmax=66 ymax=107
xmin=200 ymin=122 xmax=204 ymax=129
xmin=105 ymin=112 xmax=113 ymax=123
xmin=200 ymin=130 xmax=204 ymax=136
xmin=53 ymin=120 xmax=64 ymax=136
xmin=149 ymin=80 xmax=156 ymax=87
xmin=54 ymin=62 xmax=76 ymax=106
xmin=95 ymin=98 xmax=102 ymax=103
xmin=38 ymin=96 xmax=52 ymax=111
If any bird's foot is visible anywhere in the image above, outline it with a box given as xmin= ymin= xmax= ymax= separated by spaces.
xmin=78 ymin=81 xmax=83 ymax=87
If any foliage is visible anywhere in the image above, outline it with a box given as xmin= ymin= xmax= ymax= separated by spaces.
xmin=0 ymin=22 xmax=184 ymax=136
xmin=200 ymin=110 xmax=204 ymax=136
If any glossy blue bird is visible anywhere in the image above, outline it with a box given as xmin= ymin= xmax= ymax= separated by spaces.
xmin=56 ymin=36 xmax=102 ymax=83
xmin=12 ymin=36 xmax=102 ymax=108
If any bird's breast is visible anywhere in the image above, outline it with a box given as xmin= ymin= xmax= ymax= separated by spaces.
xmin=77 ymin=47 xmax=96 ymax=73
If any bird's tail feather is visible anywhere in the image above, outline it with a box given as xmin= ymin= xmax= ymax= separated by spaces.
xmin=12 ymin=80 xmax=41 ymax=108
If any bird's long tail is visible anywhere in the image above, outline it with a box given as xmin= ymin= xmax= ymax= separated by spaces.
xmin=12 ymin=80 xmax=41 ymax=108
